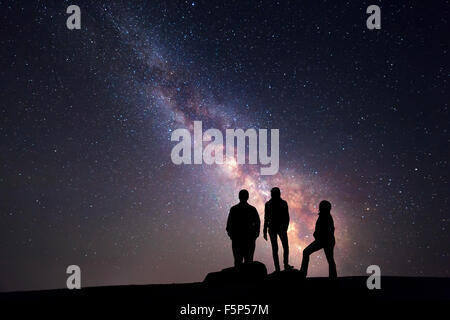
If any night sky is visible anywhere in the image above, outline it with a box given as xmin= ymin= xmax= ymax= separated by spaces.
xmin=1 ymin=0 xmax=449 ymax=291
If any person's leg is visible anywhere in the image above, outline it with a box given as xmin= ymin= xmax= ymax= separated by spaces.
xmin=300 ymin=241 xmax=322 ymax=276
xmin=269 ymin=231 xmax=280 ymax=271
xmin=244 ymin=240 xmax=255 ymax=263
xmin=324 ymin=243 xmax=337 ymax=278
xmin=242 ymin=240 xmax=249 ymax=263
xmin=279 ymin=231 xmax=290 ymax=268
xmin=232 ymin=240 xmax=243 ymax=266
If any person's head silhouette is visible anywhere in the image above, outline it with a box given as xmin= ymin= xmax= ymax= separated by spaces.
xmin=319 ymin=200 xmax=332 ymax=213
xmin=238 ymin=189 xmax=249 ymax=203
xmin=271 ymin=187 xmax=281 ymax=199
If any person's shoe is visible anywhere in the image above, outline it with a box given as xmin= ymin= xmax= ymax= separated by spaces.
xmin=284 ymin=264 xmax=294 ymax=270
xmin=299 ymin=269 xmax=307 ymax=278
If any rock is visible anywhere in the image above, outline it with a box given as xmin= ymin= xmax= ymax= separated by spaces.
xmin=267 ymin=268 xmax=304 ymax=282
xmin=203 ymin=261 xmax=267 ymax=285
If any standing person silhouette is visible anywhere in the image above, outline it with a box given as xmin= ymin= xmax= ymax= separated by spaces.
xmin=226 ymin=189 xmax=261 ymax=266
xmin=263 ymin=187 xmax=293 ymax=272
xmin=300 ymin=200 xmax=337 ymax=278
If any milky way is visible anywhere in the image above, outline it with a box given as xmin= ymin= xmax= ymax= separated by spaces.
xmin=103 ymin=8 xmax=356 ymax=277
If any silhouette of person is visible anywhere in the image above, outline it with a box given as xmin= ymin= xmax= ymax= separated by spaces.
xmin=226 ymin=189 xmax=261 ymax=266
xmin=300 ymin=200 xmax=337 ymax=278
xmin=263 ymin=187 xmax=293 ymax=272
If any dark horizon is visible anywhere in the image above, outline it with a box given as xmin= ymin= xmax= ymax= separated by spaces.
xmin=3 ymin=274 xmax=450 ymax=294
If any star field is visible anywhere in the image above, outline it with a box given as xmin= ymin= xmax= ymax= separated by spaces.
xmin=0 ymin=0 xmax=449 ymax=291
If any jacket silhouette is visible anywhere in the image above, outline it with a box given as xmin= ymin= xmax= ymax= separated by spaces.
xmin=300 ymin=200 xmax=337 ymax=278
xmin=264 ymin=187 xmax=293 ymax=271
xmin=226 ymin=189 xmax=260 ymax=266
xmin=313 ymin=210 xmax=335 ymax=244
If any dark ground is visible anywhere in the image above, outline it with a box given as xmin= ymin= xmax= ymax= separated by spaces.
xmin=1 ymin=270 xmax=449 ymax=318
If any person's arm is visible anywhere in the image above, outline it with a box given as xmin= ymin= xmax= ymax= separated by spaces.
xmin=284 ymin=201 xmax=290 ymax=231
xmin=263 ymin=203 xmax=269 ymax=239
xmin=328 ymin=215 xmax=335 ymax=234
xmin=226 ymin=209 xmax=234 ymax=239
xmin=313 ymin=216 xmax=320 ymax=239
xmin=254 ymin=208 xmax=261 ymax=239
